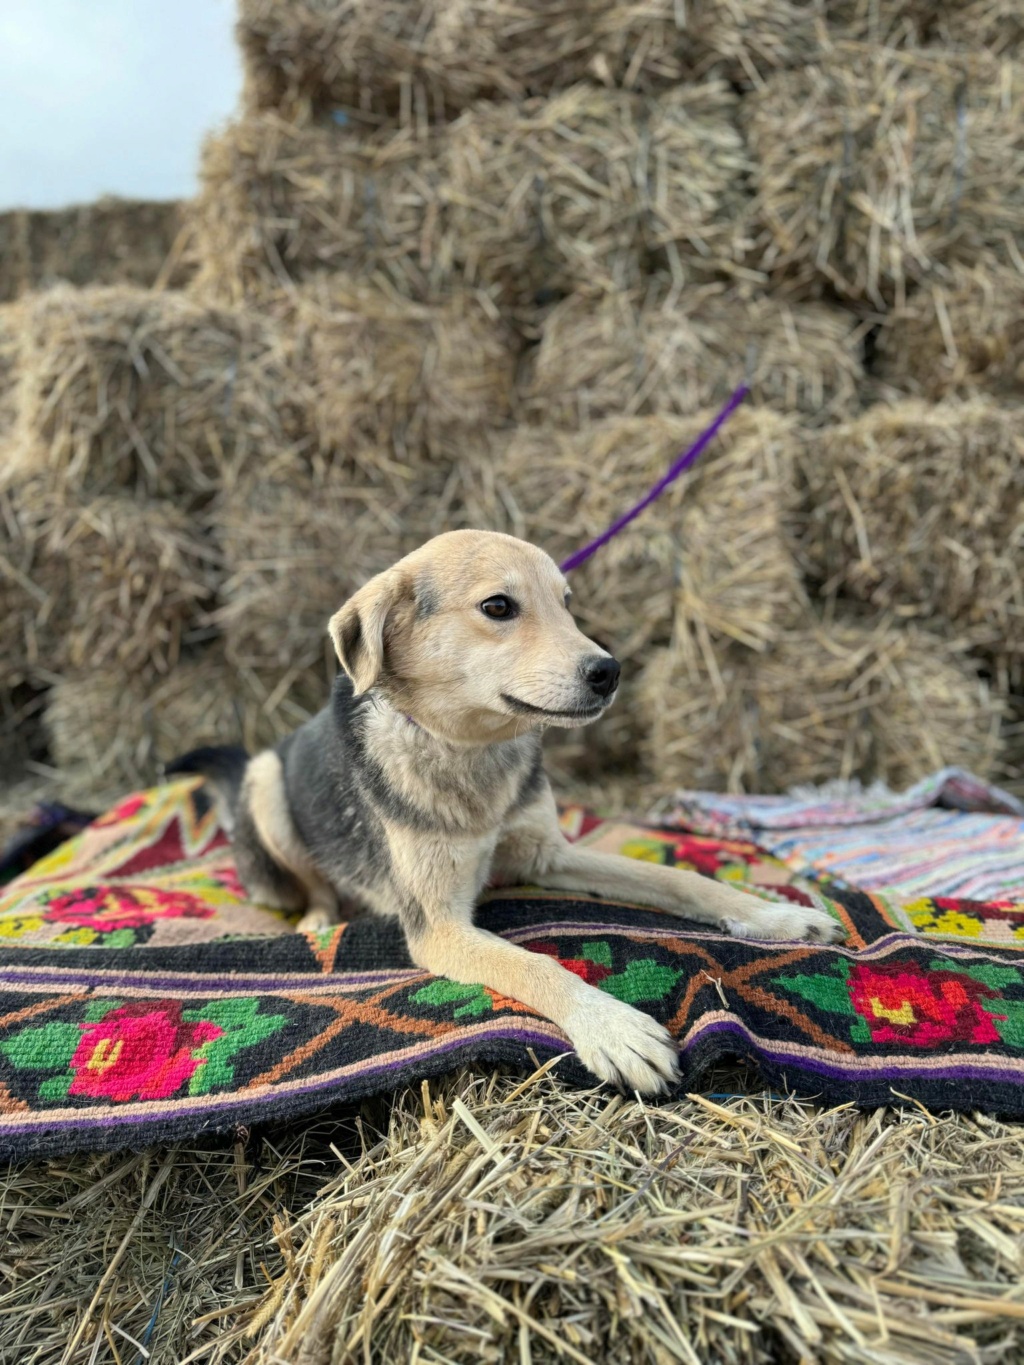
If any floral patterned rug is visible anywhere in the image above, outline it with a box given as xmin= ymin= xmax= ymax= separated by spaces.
xmin=1 ymin=777 xmax=1023 ymax=1158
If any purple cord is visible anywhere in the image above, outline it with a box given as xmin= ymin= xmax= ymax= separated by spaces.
xmin=559 ymin=383 xmax=750 ymax=574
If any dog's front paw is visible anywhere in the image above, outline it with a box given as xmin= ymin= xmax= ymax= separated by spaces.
xmin=568 ymin=995 xmax=680 ymax=1096
xmin=296 ymin=905 xmax=339 ymax=933
xmin=723 ymin=900 xmax=844 ymax=943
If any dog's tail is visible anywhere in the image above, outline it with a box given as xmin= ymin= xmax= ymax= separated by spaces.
xmin=165 ymin=745 xmax=249 ymax=832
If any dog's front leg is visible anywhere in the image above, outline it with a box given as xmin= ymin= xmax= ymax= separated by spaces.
xmin=391 ymin=833 xmax=680 ymax=1095
xmin=495 ymin=790 xmax=843 ymax=944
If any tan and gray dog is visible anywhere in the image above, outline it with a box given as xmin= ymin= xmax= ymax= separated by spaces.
xmin=170 ymin=530 xmax=842 ymax=1095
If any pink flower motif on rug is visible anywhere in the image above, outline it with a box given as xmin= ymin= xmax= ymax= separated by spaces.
xmin=69 ymin=1002 xmax=223 ymax=1102
xmin=45 ymin=885 xmax=214 ymax=933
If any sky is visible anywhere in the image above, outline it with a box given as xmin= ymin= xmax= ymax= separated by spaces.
xmin=0 ymin=0 xmax=242 ymax=210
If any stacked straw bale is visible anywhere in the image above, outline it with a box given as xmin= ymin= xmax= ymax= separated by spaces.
xmin=445 ymin=83 xmax=752 ymax=308
xmin=640 ymin=619 xmax=1004 ymax=793
xmin=4 ymin=0 xmax=1022 ymax=817
xmin=872 ymin=261 xmax=1024 ymax=397
xmin=46 ymin=649 xmax=327 ymax=792
xmin=743 ymin=49 xmax=1024 ymax=304
xmin=234 ymin=0 xmax=728 ymax=117
xmin=287 ymin=280 xmax=519 ymax=466
xmin=2 ymin=485 xmax=220 ymax=678
xmin=792 ymin=400 xmax=1024 ymax=685
xmin=523 ymin=287 xmax=866 ymax=426
xmin=0 ymin=199 xmax=188 ymax=305
xmin=190 ymin=84 xmax=751 ymax=315
xmin=189 ymin=115 xmax=452 ymax=306
xmin=8 ymin=285 xmax=312 ymax=503
xmin=235 ymin=0 xmax=955 ymax=122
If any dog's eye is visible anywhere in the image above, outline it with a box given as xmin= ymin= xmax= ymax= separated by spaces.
xmin=480 ymin=595 xmax=518 ymax=620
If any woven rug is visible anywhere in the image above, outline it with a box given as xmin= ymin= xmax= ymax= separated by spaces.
xmin=667 ymin=767 xmax=1024 ymax=901
xmin=2 ymin=777 xmax=1024 ymax=1158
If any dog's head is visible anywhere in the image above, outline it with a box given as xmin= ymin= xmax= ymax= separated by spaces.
xmin=328 ymin=530 xmax=619 ymax=744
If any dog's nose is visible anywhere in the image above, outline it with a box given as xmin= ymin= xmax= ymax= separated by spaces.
xmin=583 ymin=656 xmax=621 ymax=699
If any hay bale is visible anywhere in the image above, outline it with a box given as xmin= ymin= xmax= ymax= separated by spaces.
xmin=46 ymin=650 xmax=328 ymax=791
xmin=447 ymin=410 xmax=803 ymax=664
xmin=189 ymin=115 xmax=452 ymax=306
xmin=3 ymin=486 xmax=221 ymax=678
xmin=743 ymin=50 xmax=1024 ymax=304
xmin=292 ymin=280 xmax=519 ymax=462
xmin=523 ymin=287 xmax=865 ymax=426
xmin=222 ymin=1072 xmax=1024 ymax=1364
xmin=235 ymin=0 xmax=951 ymax=119
xmin=7 ymin=285 xmax=311 ymax=502
xmin=235 ymin=0 xmax=708 ymax=117
xmin=446 ymin=84 xmax=751 ymax=308
xmin=641 ymin=619 xmax=1004 ymax=793
xmin=0 ymin=198 xmax=189 ymax=305
xmin=215 ymin=465 xmax=420 ymax=673
xmin=5 ymin=1072 xmax=1024 ymax=1364
xmin=794 ymin=400 xmax=1024 ymax=683
xmin=872 ymin=260 xmax=1024 ymax=398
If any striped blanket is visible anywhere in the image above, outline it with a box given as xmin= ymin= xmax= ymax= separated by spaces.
xmin=667 ymin=768 xmax=1024 ymax=902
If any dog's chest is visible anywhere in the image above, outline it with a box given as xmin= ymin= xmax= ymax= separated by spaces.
xmin=391 ymin=740 xmax=527 ymax=834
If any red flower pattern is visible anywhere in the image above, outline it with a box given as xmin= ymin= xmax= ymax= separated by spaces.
xmin=523 ymin=940 xmax=612 ymax=986
xmin=848 ymin=962 xmax=1004 ymax=1047
xmin=45 ymin=885 xmax=214 ymax=933
xmin=69 ymin=1002 xmax=223 ymax=1101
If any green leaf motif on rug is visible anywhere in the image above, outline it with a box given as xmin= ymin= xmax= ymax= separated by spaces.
xmin=581 ymin=941 xmax=613 ymax=969
xmin=38 ymin=1073 xmax=74 ymax=1101
xmin=776 ymin=963 xmax=854 ymax=1015
xmin=601 ymin=960 xmax=683 ymax=1004
xmin=0 ymin=1021 xmax=81 ymax=1071
xmin=83 ymin=999 xmax=123 ymax=1023
xmin=182 ymin=999 xmax=289 ymax=1095
xmin=987 ymin=999 xmax=1024 ymax=1049
xmin=773 ymin=962 xmax=871 ymax=1042
xmin=929 ymin=959 xmax=1024 ymax=992
xmin=412 ymin=979 xmax=493 ymax=1019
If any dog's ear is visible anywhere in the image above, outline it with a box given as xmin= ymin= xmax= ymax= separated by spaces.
xmin=328 ymin=570 xmax=408 ymax=695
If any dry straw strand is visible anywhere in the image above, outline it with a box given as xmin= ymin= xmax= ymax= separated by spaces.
xmin=235 ymin=0 xmax=963 ymax=123
xmin=45 ymin=649 xmax=327 ymax=790
xmin=236 ymin=0 xmax=701 ymax=119
xmin=473 ymin=410 xmax=805 ymax=665
xmin=933 ymin=0 xmax=1024 ymax=57
xmin=215 ymin=464 xmax=425 ymax=674
xmin=0 ymin=198 xmax=190 ymax=305
xmin=148 ymin=1070 xmax=1024 ymax=1365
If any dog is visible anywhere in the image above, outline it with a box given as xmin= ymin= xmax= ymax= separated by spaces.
xmin=170 ymin=530 xmax=843 ymax=1095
